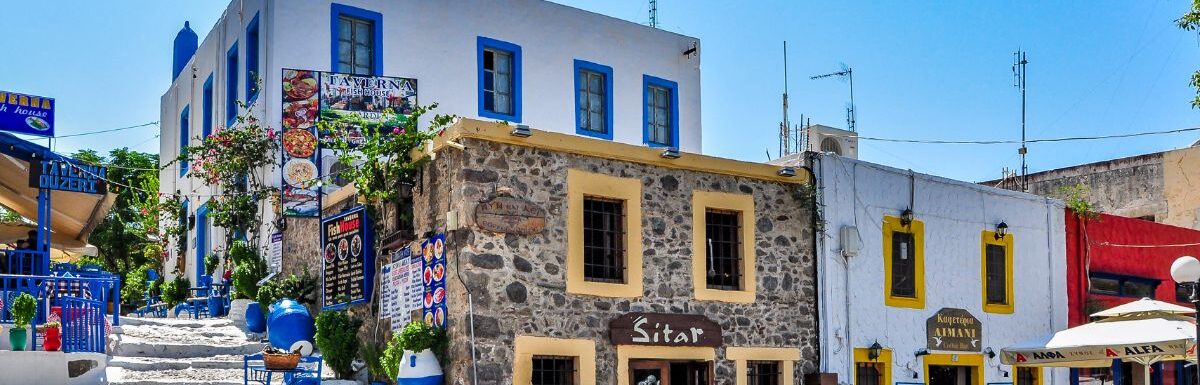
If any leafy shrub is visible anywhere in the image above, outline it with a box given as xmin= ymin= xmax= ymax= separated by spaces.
xmin=229 ymin=241 xmax=266 ymax=300
xmin=256 ymin=272 xmax=318 ymax=306
xmin=361 ymin=339 xmax=391 ymax=384
xmin=204 ymin=252 xmax=220 ymax=275
xmin=161 ymin=276 xmax=191 ymax=308
xmin=11 ymin=293 xmax=36 ymax=328
xmin=121 ymin=264 xmax=152 ymax=307
xmin=315 ymin=310 xmax=363 ymax=379
xmin=382 ymin=320 xmax=448 ymax=379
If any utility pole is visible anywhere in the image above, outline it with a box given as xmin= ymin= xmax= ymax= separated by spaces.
xmin=780 ymin=41 xmax=790 ymax=158
xmin=648 ymin=0 xmax=659 ymax=28
xmin=1013 ymin=50 xmax=1028 ymax=191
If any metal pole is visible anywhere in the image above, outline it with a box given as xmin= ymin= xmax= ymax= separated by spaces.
xmin=1192 ymin=282 xmax=1199 ymax=385
xmin=848 ymin=68 xmax=856 ymax=132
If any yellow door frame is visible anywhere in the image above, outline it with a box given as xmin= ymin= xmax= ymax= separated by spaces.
xmin=923 ymin=353 xmax=984 ymax=385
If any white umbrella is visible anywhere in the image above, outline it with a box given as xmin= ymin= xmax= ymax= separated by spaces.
xmin=1091 ymin=297 xmax=1195 ymax=318
xmin=1001 ymin=313 xmax=1195 ymax=367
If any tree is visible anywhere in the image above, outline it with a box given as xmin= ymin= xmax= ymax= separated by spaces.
xmin=1178 ymin=4 xmax=1200 ymax=108
xmin=71 ymin=148 xmax=160 ymax=273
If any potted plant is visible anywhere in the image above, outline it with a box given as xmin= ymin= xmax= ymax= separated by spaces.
xmin=315 ymin=310 xmax=363 ymax=382
xmin=386 ymin=321 xmax=446 ymax=385
xmin=39 ymin=321 xmax=61 ymax=351
xmin=10 ymin=292 xmax=36 ymax=351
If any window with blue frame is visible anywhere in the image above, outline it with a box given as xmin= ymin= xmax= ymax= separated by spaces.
xmin=245 ymin=14 xmax=260 ymax=102
xmin=179 ymin=106 xmax=190 ymax=177
xmin=195 ymin=203 xmax=210 ymax=282
xmin=202 ymin=74 xmax=213 ymax=139
xmin=226 ymin=42 xmax=239 ymax=126
xmin=477 ymin=37 xmax=521 ymax=122
xmin=331 ymin=4 xmax=382 ymax=76
xmin=1088 ymin=272 xmax=1159 ymax=298
xmin=643 ymin=75 xmax=678 ymax=148
xmin=574 ymin=60 xmax=613 ymax=139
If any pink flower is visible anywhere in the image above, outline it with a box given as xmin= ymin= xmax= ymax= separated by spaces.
xmin=267 ymin=129 xmax=278 ymax=139
xmin=392 ymin=127 xmax=401 ymax=134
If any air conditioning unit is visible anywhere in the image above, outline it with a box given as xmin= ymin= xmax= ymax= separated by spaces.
xmin=806 ymin=124 xmax=858 ymax=159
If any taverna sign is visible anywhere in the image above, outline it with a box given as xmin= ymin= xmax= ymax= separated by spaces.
xmin=926 ymin=308 xmax=982 ymax=352
xmin=28 ymin=160 xmax=108 ymax=195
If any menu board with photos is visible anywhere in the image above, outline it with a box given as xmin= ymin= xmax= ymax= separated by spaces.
xmin=280 ymin=68 xmax=321 ymax=216
xmin=420 ymin=233 xmax=448 ymax=328
xmin=320 ymin=205 xmax=375 ymax=309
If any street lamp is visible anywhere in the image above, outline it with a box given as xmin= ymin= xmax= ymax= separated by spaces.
xmin=1170 ymin=255 xmax=1200 ymax=384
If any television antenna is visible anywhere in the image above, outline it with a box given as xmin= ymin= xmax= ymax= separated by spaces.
xmin=648 ymin=0 xmax=659 ymax=28
xmin=811 ymin=63 xmax=856 ymax=132
xmin=777 ymin=42 xmax=807 ymax=157
xmin=1012 ymin=50 xmax=1028 ymax=191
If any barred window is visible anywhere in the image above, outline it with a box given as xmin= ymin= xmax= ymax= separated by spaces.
xmin=705 ymin=209 xmax=742 ymax=290
xmin=890 ymin=232 xmax=916 ymax=298
xmin=532 ymin=356 xmax=575 ymax=385
xmin=985 ymin=244 xmax=1007 ymax=304
xmin=1016 ymin=367 xmax=1038 ymax=385
xmin=583 ymin=197 xmax=625 ymax=283
xmin=855 ymin=362 xmax=882 ymax=385
xmin=748 ymin=361 xmax=781 ymax=385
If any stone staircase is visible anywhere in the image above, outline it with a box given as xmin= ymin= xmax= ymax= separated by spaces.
xmin=106 ymin=316 xmax=265 ymax=385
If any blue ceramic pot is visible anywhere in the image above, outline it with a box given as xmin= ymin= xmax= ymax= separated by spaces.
xmin=245 ymin=302 xmax=266 ymax=333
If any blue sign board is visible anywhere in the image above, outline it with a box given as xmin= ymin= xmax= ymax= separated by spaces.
xmin=0 ymin=91 xmax=54 ymax=137
xmin=320 ymin=205 xmax=374 ymax=310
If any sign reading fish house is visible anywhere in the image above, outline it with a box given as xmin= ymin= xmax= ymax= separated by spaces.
xmin=320 ymin=205 xmax=375 ymax=309
xmin=0 ymin=90 xmax=54 ymax=137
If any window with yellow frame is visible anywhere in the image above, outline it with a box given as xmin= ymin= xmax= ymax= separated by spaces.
xmin=513 ymin=336 xmax=597 ymax=385
xmin=1015 ymin=366 xmax=1042 ymax=385
xmin=727 ymin=347 xmax=798 ymax=385
xmin=692 ymin=191 xmax=756 ymax=303
xmin=854 ymin=347 xmax=892 ymax=385
xmin=566 ymin=169 xmax=644 ymax=298
xmin=981 ymin=229 xmax=1014 ymax=314
xmin=883 ymin=215 xmax=925 ymax=309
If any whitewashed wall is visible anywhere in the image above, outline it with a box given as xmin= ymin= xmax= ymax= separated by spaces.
xmin=159 ymin=0 xmax=702 ymax=281
xmin=814 ymin=153 xmax=1069 ymax=385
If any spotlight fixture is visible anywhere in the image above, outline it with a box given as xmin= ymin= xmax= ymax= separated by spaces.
xmin=983 ymin=347 xmax=995 ymax=359
xmin=868 ymin=341 xmax=883 ymax=361
xmin=1002 ymin=371 xmax=1010 ymax=378
xmin=777 ymin=166 xmax=796 ymax=177
xmin=995 ymin=222 xmax=1009 ymax=239
xmin=914 ymin=348 xmax=930 ymax=357
xmin=900 ymin=209 xmax=914 ymax=226
xmin=510 ymin=124 xmax=532 ymax=138
xmin=660 ymin=148 xmax=681 ymax=159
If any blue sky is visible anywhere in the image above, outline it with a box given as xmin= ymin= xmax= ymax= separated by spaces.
xmin=1 ymin=1 xmax=1196 ymax=182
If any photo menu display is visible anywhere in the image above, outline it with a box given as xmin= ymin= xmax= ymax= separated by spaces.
xmin=320 ymin=205 xmax=374 ymax=309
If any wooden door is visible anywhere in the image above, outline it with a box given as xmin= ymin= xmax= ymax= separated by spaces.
xmin=631 ymin=360 xmax=670 ymax=385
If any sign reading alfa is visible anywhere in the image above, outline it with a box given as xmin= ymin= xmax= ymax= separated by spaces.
xmin=609 ymin=313 xmax=722 ymax=347
xmin=28 ymin=160 xmax=107 ymax=195
xmin=473 ymin=194 xmax=546 ymax=235
xmin=926 ymin=308 xmax=982 ymax=352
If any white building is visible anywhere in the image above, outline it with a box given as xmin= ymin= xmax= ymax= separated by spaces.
xmin=811 ymin=153 xmax=1069 ymax=385
xmin=158 ymin=0 xmax=702 ymax=281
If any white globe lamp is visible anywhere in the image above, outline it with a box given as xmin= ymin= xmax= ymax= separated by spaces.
xmin=1171 ymin=256 xmax=1200 ymax=284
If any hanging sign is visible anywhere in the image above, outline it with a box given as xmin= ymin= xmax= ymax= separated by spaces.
xmin=609 ymin=313 xmax=722 ymax=347
xmin=0 ymin=90 xmax=54 ymax=137
xmin=420 ymin=233 xmax=447 ymax=328
xmin=474 ymin=194 xmax=546 ymax=235
xmin=926 ymin=308 xmax=982 ymax=352
xmin=28 ymin=160 xmax=107 ymax=195
xmin=320 ymin=205 xmax=375 ymax=309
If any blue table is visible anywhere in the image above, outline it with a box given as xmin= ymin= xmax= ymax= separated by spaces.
xmin=243 ymin=352 xmax=323 ymax=385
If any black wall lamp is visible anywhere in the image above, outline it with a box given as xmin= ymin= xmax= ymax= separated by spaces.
xmin=900 ymin=209 xmax=914 ymax=226
xmin=867 ymin=341 xmax=883 ymax=361
xmin=995 ymin=222 xmax=1009 ymax=239
xmin=914 ymin=348 xmax=930 ymax=358
xmin=984 ymin=347 xmax=996 ymax=359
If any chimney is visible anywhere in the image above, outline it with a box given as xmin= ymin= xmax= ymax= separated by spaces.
xmin=172 ymin=21 xmax=199 ymax=80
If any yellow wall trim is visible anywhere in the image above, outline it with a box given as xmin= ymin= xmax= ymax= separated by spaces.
xmin=566 ymin=169 xmax=644 ymax=298
xmin=692 ymin=191 xmax=757 ymax=303
xmin=981 ymin=230 xmax=1015 ymax=314
xmin=854 ymin=348 xmax=893 ymax=385
xmin=922 ymin=353 xmax=983 ymax=385
xmin=1015 ymin=366 xmax=1044 ymax=385
xmin=883 ymin=216 xmax=925 ymax=309
xmin=616 ymin=345 xmax=716 ymax=385
xmin=513 ymin=336 xmax=597 ymax=385
xmin=728 ymin=347 xmax=799 ymax=385
xmin=432 ymin=118 xmax=811 ymax=185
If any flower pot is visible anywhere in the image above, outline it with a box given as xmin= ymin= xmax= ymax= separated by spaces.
xmin=229 ymin=299 xmax=254 ymax=332
xmin=9 ymin=327 xmax=27 ymax=351
xmin=397 ymin=349 xmax=443 ymax=385
xmin=246 ymin=302 xmax=267 ymax=333
xmin=43 ymin=327 xmax=60 ymax=351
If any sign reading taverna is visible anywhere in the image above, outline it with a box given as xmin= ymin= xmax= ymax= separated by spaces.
xmin=0 ymin=90 xmax=54 ymax=137
xmin=28 ymin=160 xmax=108 ymax=195
xmin=926 ymin=308 xmax=982 ymax=352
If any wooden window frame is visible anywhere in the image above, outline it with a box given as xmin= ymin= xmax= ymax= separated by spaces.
xmin=981 ymin=230 xmax=1015 ymax=314
xmin=883 ymin=215 xmax=925 ymax=309
xmin=567 ymin=169 xmax=643 ymax=298
xmin=692 ymin=191 xmax=756 ymax=303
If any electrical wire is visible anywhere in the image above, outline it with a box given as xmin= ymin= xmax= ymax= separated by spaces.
xmin=49 ymin=121 xmax=159 ymax=139
xmin=824 ymin=126 xmax=1200 ymax=145
xmin=1095 ymin=240 xmax=1200 ymax=248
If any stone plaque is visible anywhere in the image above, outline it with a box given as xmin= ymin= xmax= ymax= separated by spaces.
xmin=926 ymin=308 xmax=982 ymax=352
xmin=473 ymin=195 xmax=546 ymax=235
xmin=609 ymin=313 xmax=722 ymax=347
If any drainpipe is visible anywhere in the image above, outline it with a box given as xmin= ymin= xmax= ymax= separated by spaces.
xmin=802 ymin=155 xmax=823 ymax=376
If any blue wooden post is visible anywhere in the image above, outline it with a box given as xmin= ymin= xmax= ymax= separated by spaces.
xmin=1113 ymin=360 xmax=1124 ymax=385
xmin=113 ymin=277 xmax=121 ymax=326
xmin=1070 ymin=368 xmax=1080 ymax=385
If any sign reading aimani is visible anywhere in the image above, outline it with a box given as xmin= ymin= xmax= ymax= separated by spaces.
xmin=473 ymin=194 xmax=546 ymax=235
xmin=926 ymin=308 xmax=982 ymax=352
xmin=28 ymin=160 xmax=107 ymax=195
xmin=609 ymin=313 xmax=722 ymax=347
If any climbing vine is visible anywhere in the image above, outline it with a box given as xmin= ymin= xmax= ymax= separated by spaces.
xmin=1057 ymin=183 xmax=1100 ymax=220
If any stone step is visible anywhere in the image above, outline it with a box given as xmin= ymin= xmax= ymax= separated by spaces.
xmin=113 ymin=340 xmax=265 ymax=359
xmin=106 ymin=367 xmax=243 ymax=385
xmin=119 ymin=316 xmax=236 ymax=329
xmin=108 ymin=355 xmax=245 ymax=371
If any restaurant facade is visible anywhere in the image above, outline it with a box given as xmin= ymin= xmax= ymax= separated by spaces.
xmin=405 ymin=118 xmax=820 ymax=384
xmin=807 ymin=153 xmax=1071 ymax=385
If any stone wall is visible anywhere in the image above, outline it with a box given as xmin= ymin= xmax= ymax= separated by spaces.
xmin=413 ymin=138 xmax=819 ymax=384
xmin=985 ymin=152 xmax=1165 ymax=220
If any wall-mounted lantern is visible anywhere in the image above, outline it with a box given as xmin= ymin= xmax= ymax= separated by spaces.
xmin=900 ymin=209 xmax=914 ymax=227
xmin=868 ymin=341 xmax=883 ymax=361
xmin=995 ymin=222 xmax=1009 ymax=239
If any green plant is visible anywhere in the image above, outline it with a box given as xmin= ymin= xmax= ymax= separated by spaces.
xmin=320 ymin=103 xmax=450 ymax=204
xmin=382 ymin=321 xmax=448 ymax=377
xmin=1057 ymin=183 xmax=1100 ymax=220
xmin=11 ymin=293 xmax=36 ymax=328
xmin=121 ymin=264 xmax=153 ymax=308
xmin=161 ymin=276 xmax=191 ymax=308
xmin=361 ymin=338 xmax=391 ymax=384
xmin=229 ymin=240 xmax=267 ymax=299
xmin=256 ymin=272 xmax=318 ymax=306
xmin=315 ymin=310 xmax=363 ymax=379
xmin=204 ymin=251 xmax=221 ymax=276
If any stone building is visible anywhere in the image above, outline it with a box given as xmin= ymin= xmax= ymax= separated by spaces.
xmin=982 ymin=144 xmax=1200 ymax=229
xmin=406 ymin=118 xmax=820 ymax=384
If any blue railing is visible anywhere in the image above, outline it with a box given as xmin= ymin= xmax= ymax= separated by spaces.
xmin=2 ymin=249 xmax=49 ymax=277
xmin=60 ymin=296 xmax=106 ymax=353
xmin=0 ymin=273 xmax=119 ymax=352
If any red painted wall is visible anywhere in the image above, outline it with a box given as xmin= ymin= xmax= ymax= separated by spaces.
xmin=1065 ymin=210 xmax=1200 ymax=327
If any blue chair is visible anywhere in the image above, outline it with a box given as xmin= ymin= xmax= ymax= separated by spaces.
xmin=137 ymin=270 xmax=166 ymax=317
xmin=187 ymin=276 xmax=213 ymax=319
xmin=243 ymin=352 xmax=323 ymax=385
